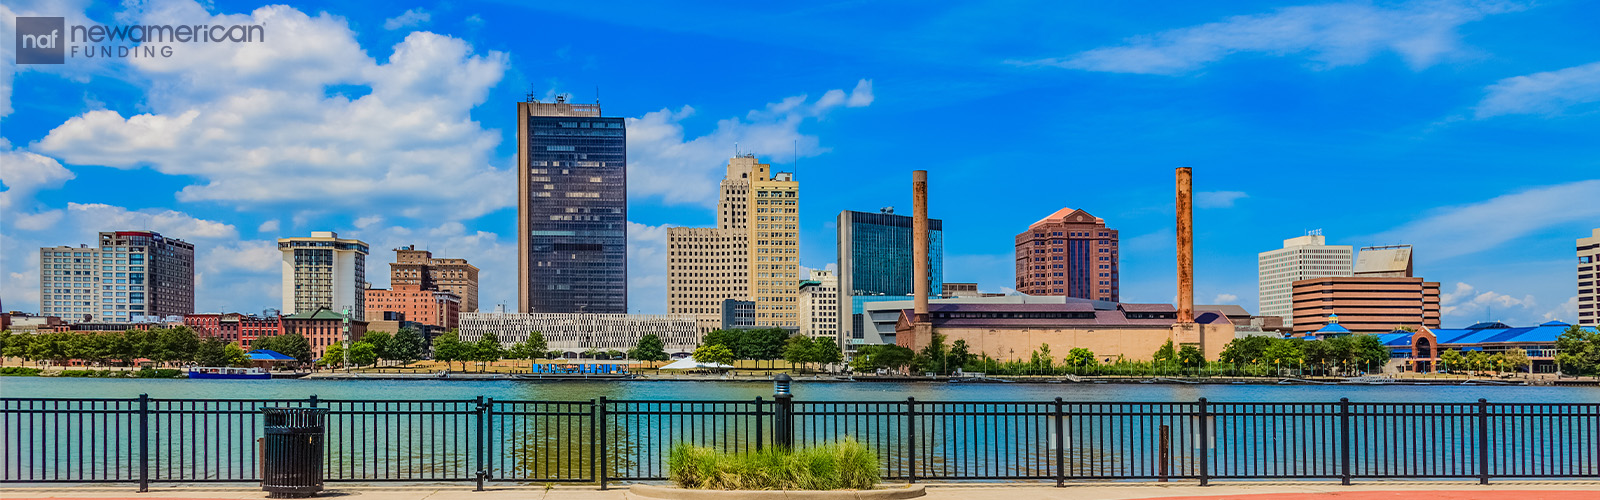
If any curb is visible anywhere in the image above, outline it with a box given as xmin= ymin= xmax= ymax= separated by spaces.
xmin=628 ymin=484 xmax=926 ymax=500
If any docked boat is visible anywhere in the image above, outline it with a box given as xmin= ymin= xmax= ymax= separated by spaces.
xmin=186 ymin=367 xmax=271 ymax=380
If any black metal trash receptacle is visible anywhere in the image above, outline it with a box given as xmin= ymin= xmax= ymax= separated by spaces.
xmin=262 ymin=407 xmax=329 ymax=498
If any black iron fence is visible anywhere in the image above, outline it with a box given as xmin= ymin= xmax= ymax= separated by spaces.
xmin=3 ymin=395 xmax=1597 ymax=491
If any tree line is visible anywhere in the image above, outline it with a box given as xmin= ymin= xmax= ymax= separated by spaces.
xmin=0 ymin=327 xmax=309 ymax=368
xmin=688 ymin=328 xmax=843 ymax=371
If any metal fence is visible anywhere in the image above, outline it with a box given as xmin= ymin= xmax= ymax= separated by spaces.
xmin=3 ymin=395 xmax=1597 ymax=491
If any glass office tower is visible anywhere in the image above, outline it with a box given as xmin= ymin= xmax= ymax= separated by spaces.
xmin=837 ymin=209 xmax=943 ymax=343
xmin=516 ymin=95 xmax=627 ymax=313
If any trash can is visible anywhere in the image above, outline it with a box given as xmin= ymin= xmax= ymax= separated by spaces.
xmin=261 ymin=407 xmax=329 ymax=497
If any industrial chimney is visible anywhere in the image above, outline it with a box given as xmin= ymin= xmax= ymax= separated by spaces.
xmin=1176 ymin=167 xmax=1194 ymax=324
xmin=913 ymin=170 xmax=930 ymax=322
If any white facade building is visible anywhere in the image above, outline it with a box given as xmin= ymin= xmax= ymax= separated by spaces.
xmin=1258 ymin=233 xmax=1352 ymax=321
xmin=458 ymin=312 xmax=702 ymax=355
xmin=279 ymin=231 xmax=369 ymax=321
xmin=38 ymin=231 xmax=195 ymax=323
xmin=798 ymin=270 xmax=840 ymax=344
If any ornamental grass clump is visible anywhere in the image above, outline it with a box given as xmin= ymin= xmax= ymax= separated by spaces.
xmin=667 ymin=438 xmax=880 ymax=490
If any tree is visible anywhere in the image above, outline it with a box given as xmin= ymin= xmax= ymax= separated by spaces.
xmin=524 ymin=332 xmax=549 ymax=360
xmin=850 ymin=344 xmax=914 ymax=372
xmin=948 ymin=340 xmax=973 ymax=371
xmin=915 ymin=334 xmax=951 ymax=374
xmin=259 ymin=333 xmax=314 ymax=365
xmin=472 ymin=332 xmax=505 ymax=371
xmin=153 ymin=327 xmax=201 ymax=365
xmin=784 ymin=335 xmax=818 ymax=371
xmin=506 ymin=341 xmax=539 ymax=370
xmin=813 ymin=340 xmax=843 ymax=371
xmin=692 ymin=343 xmax=736 ymax=368
xmin=1349 ymin=335 xmax=1390 ymax=374
xmin=4 ymin=332 xmax=35 ymax=365
xmin=1262 ymin=338 xmax=1304 ymax=369
xmin=629 ymin=334 xmax=670 ymax=362
xmin=431 ymin=332 xmax=470 ymax=371
xmin=1065 ymin=348 xmax=1097 ymax=368
xmin=319 ymin=343 xmax=346 ymax=368
xmin=1502 ymin=348 xmax=1531 ymax=375
xmin=1177 ymin=345 xmax=1206 ymax=368
xmin=387 ymin=328 xmax=425 ymax=364
xmin=1029 ymin=343 xmax=1055 ymax=373
xmin=1439 ymin=349 xmax=1465 ymax=373
xmin=347 ymin=341 xmax=378 ymax=366
xmin=1152 ymin=340 xmax=1177 ymax=365
xmin=195 ymin=338 xmax=248 ymax=367
xmin=360 ymin=332 xmax=392 ymax=365
xmin=1556 ymin=325 xmax=1600 ymax=375
xmin=1219 ymin=336 xmax=1273 ymax=365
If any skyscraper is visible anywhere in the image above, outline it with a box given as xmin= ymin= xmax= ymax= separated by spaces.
xmin=279 ymin=231 xmax=369 ymax=321
xmin=836 ymin=209 xmax=943 ymax=343
xmin=517 ymin=95 xmax=627 ymax=314
xmin=1014 ymin=208 xmax=1119 ymax=301
xmin=1580 ymin=228 xmax=1599 ymax=327
xmin=37 ymin=230 xmax=195 ymax=322
xmin=1258 ymin=233 xmax=1353 ymax=321
xmin=667 ymin=155 xmax=799 ymax=329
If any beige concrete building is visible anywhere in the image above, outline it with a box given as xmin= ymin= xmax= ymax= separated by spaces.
xmin=798 ymin=270 xmax=839 ymax=343
xmin=667 ymin=155 xmax=800 ymax=329
xmin=1354 ymin=245 xmax=1413 ymax=277
xmin=894 ymin=301 xmax=1234 ymax=362
xmin=279 ymin=232 xmax=369 ymax=321
xmin=1258 ymin=233 xmax=1353 ymax=321
xmin=1580 ymin=228 xmax=1599 ymax=327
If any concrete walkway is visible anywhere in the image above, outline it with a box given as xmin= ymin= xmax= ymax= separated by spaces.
xmin=3 ymin=481 xmax=1597 ymax=500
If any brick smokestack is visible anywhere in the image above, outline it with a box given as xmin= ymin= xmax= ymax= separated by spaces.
xmin=1176 ymin=167 xmax=1194 ymax=324
xmin=913 ymin=170 xmax=930 ymax=321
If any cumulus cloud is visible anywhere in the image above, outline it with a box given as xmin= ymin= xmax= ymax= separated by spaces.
xmin=627 ymin=79 xmax=875 ymax=207
xmin=1362 ymin=180 xmax=1600 ymax=261
xmin=1017 ymin=1 xmax=1520 ymax=74
xmin=0 ymin=139 xmax=75 ymax=229
xmin=1474 ymin=61 xmax=1600 ymax=118
xmin=31 ymin=2 xmax=514 ymax=220
xmin=1213 ymin=293 xmax=1239 ymax=303
xmin=627 ymin=221 xmax=672 ymax=314
xmin=384 ymin=8 xmax=431 ymax=30
xmin=257 ymin=220 xmax=281 ymax=233
xmin=1196 ymin=191 xmax=1248 ymax=208
xmin=1439 ymin=282 xmax=1538 ymax=321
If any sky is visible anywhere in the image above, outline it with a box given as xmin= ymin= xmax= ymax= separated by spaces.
xmin=2 ymin=0 xmax=1597 ymax=327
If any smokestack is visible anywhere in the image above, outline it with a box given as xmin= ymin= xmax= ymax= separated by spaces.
xmin=913 ymin=170 xmax=930 ymax=321
xmin=1176 ymin=167 xmax=1194 ymax=323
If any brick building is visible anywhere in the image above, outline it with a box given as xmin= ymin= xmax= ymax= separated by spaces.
xmin=1289 ymin=276 xmax=1441 ymax=336
xmin=390 ymin=246 xmax=479 ymax=315
xmin=364 ymin=286 xmax=461 ymax=329
xmin=184 ymin=313 xmax=283 ymax=351
xmin=280 ymin=307 xmax=367 ymax=359
xmin=1014 ymin=208 xmax=1119 ymax=301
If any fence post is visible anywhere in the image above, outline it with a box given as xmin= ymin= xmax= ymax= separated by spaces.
xmin=1054 ymin=397 xmax=1065 ymax=487
xmin=1478 ymin=398 xmax=1490 ymax=485
xmin=1339 ymin=398 xmax=1351 ymax=486
xmin=1197 ymin=397 xmax=1209 ymax=487
xmin=138 ymin=393 xmax=149 ymax=493
xmin=1159 ymin=424 xmax=1171 ymax=482
xmin=754 ymin=397 xmax=765 ymax=451
xmin=475 ymin=396 xmax=488 ymax=491
xmin=597 ymin=396 xmax=608 ymax=490
xmin=774 ymin=386 xmax=793 ymax=450
xmin=906 ymin=397 xmax=917 ymax=484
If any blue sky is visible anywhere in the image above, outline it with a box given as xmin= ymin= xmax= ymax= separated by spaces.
xmin=2 ymin=0 xmax=1597 ymax=326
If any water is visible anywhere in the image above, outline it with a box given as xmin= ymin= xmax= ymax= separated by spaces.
xmin=2 ymin=377 xmax=1596 ymax=403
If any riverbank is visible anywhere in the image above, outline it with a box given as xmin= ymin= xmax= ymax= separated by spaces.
xmin=3 ymin=481 xmax=1597 ymax=500
xmin=294 ymin=371 xmax=1600 ymax=386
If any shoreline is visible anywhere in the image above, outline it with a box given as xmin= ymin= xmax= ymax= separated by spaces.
xmin=290 ymin=372 xmax=1600 ymax=386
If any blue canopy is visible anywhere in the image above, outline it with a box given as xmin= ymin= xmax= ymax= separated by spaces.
xmin=248 ymin=349 xmax=296 ymax=361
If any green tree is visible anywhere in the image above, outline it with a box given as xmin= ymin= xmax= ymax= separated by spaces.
xmin=813 ymin=340 xmax=843 ymax=371
xmin=506 ymin=341 xmax=538 ymax=370
xmin=1262 ymin=338 xmax=1304 ymax=369
xmin=259 ymin=333 xmax=314 ymax=365
xmin=604 ymin=349 xmax=625 ymax=360
xmin=195 ymin=338 xmax=248 ymax=367
xmin=1464 ymin=350 xmax=1492 ymax=374
xmin=692 ymin=343 xmax=736 ymax=368
xmin=472 ymin=332 xmax=505 ymax=371
xmin=387 ymin=328 xmax=425 ymax=364
xmin=1152 ymin=340 xmax=1177 ymax=365
xmin=1555 ymin=325 xmax=1600 ymax=375
xmin=784 ymin=335 xmax=818 ymax=371
xmin=4 ymin=332 xmax=35 ymax=365
xmin=948 ymin=340 xmax=973 ymax=371
xmin=319 ymin=343 xmax=346 ymax=368
xmin=1502 ymin=348 xmax=1531 ymax=374
xmin=360 ymin=331 xmax=392 ymax=365
xmin=431 ymin=332 xmax=470 ymax=371
xmin=347 ymin=341 xmax=378 ymax=366
xmin=1219 ymin=336 xmax=1274 ymax=364
xmin=156 ymin=327 xmax=202 ymax=365
xmin=1029 ymin=343 xmax=1055 ymax=373
xmin=1065 ymin=348 xmax=1097 ymax=368
xmin=1348 ymin=335 xmax=1390 ymax=374
xmin=851 ymin=344 xmax=915 ymax=372
xmin=523 ymin=332 xmax=549 ymax=360
xmin=1439 ymin=349 xmax=1465 ymax=373
xmin=629 ymin=333 xmax=670 ymax=362
xmin=1177 ymin=345 xmax=1206 ymax=368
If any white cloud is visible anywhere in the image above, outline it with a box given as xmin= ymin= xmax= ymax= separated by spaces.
xmin=257 ymin=220 xmax=281 ymax=233
xmin=65 ymin=203 xmax=239 ymax=240
xmin=354 ymin=216 xmax=384 ymax=229
xmin=1213 ymin=293 xmax=1239 ymax=303
xmin=1545 ymin=296 xmax=1579 ymax=323
xmin=1018 ymin=1 xmax=1520 ymax=74
xmin=30 ymin=2 xmax=514 ymax=221
xmin=1196 ymin=190 xmax=1248 ymax=208
xmin=1438 ymin=281 xmax=1537 ymax=322
xmin=1474 ymin=61 xmax=1600 ymax=118
xmin=627 ymin=221 xmax=672 ymax=314
xmin=384 ymin=8 xmax=431 ymax=30
xmin=0 ymin=138 xmax=75 ymax=229
xmin=1363 ymin=180 xmax=1600 ymax=261
xmin=627 ymin=79 xmax=875 ymax=207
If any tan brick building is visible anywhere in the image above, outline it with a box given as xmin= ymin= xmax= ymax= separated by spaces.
xmin=667 ymin=156 xmax=799 ymax=330
xmin=389 ymin=246 xmax=479 ymax=315
xmin=1014 ymin=208 xmax=1119 ymax=301
xmin=1289 ymin=276 xmax=1441 ymax=335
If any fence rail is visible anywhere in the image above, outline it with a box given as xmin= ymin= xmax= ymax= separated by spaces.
xmin=3 ymin=396 xmax=1597 ymax=491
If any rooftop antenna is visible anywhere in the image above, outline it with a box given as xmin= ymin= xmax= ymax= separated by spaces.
xmin=525 ymin=85 xmax=537 ymax=103
xmin=595 ymin=85 xmax=600 ymax=105
xmin=735 ymin=142 xmax=740 ymax=157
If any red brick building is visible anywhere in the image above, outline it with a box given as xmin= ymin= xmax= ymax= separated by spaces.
xmin=281 ymin=307 xmax=367 ymax=359
xmin=1014 ymin=208 xmax=1119 ymax=301
xmin=184 ymin=313 xmax=283 ymax=351
xmin=365 ymin=286 xmax=461 ymax=329
xmin=1290 ymin=276 xmax=1441 ymax=335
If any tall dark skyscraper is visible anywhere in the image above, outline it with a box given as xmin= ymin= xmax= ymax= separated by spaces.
xmin=517 ymin=95 xmax=627 ymax=313
xmin=836 ymin=209 xmax=943 ymax=342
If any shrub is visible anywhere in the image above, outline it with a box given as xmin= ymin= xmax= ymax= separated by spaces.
xmin=0 ymin=367 xmax=43 ymax=376
xmin=135 ymin=367 xmax=183 ymax=378
xmin=667 ymin=438 xmax=879 ymax=490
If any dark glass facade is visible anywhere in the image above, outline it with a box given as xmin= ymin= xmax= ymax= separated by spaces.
xmin=838 ymin=210 xmax=943 ymax=297
xmin=520 ymin=101 xmax=627 ymax=313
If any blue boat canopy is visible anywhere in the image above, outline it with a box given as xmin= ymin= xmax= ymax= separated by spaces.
xmin=248 ymin=349 xmax=296 ymax=361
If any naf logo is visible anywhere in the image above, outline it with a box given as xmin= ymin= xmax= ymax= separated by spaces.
xmin=15 ymin=17 xmax=66 ymax=64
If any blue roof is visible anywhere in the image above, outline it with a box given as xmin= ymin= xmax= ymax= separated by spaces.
xmin=1431 ymin=323 xmax=1586 ymax=346
xmin=1313 ymin=323 xmax=1351 ymax=334
xmin=1375 ymin=332 xmax=1413 ymax=347
xmin=248 ymin=349 xmax=296 ymax=361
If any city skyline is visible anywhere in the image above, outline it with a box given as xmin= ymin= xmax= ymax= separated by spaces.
xmin=4 ymin=0 xmax=1598 ymax=327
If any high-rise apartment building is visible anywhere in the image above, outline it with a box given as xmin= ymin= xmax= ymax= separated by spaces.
xmin=516 ymin=95 xmax=627 ymax=314
xmin=37 ymin=231 xmax=195 ymax=322
xmin=1580 ymin=228 xmax=1600 ymax=327
xmin=389 ymin=245 xmax=479 ymax=314
xmin=798 ymin=270 xmax=840 ymax=342
xmin=1258 ymin=233 xmax=1353 ymax=321
xmin=836 ymin=209 xmax=944 ymax=343
xmin=667 ymin=155 xmax=800 ymax=329
xmin=279 ymin=231 xmax=369 ymax=321
xmin=1014 ymin=208 xmax=1119 ymax=301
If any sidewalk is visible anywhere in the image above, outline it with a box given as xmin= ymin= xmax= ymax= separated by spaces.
xmin=3 ymin=481 xmax=1597 ymax=500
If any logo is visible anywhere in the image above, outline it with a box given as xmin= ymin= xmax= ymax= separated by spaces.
xmin=16 ymin=17 xmax=65 ymax=64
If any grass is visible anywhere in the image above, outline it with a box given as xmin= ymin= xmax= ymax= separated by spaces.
xmin=667 ymin=438 xmax=880 ymax=490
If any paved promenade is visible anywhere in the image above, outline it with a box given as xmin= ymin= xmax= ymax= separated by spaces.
xmin=3 ymin=481 xmax=1597 ymax=500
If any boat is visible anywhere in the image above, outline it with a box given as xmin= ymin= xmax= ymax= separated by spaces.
xmin=186 ymin=367 xmax=271 ymax=380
